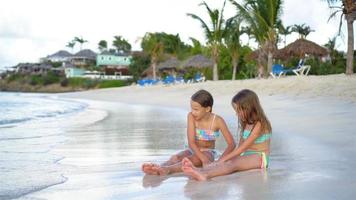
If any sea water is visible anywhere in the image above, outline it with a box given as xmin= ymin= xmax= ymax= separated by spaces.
xmin=0 ymin=92 xmax=90 ymax=199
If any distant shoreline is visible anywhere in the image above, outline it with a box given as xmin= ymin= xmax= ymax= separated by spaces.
xmin=58 ymin=73 xmax=356 ymax=116
xmin=2 ymin=74 xmax=356 ymax=104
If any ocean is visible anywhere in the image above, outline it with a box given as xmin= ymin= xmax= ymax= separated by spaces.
xmin=0 ymin=92 xmax=94 ymax=199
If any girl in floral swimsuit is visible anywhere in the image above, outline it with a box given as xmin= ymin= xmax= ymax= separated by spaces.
xmin=142 ymin=89 xmax=235 ymax=176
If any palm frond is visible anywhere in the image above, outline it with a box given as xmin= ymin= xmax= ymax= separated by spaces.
xmin=187 ymin=13 xmax=213 ymax=42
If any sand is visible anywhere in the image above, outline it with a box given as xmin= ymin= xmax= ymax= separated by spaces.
xmin=22 ymin=74 xmax=356 ymax=200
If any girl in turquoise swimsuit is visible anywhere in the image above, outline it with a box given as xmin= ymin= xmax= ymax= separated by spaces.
xmin=142 ymin=89 xmax=235 ymax=176
xmin=182 ymin=89 xmax=272 ymax=181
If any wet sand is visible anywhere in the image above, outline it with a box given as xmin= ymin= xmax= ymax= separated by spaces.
xmin=22 ymin=74 xmax=356 ymax=199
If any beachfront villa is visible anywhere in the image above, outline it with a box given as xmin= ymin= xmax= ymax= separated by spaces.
xmin=96 ymin=51 xmax=131 ymax=68
xmin=42 ymin=50 xmax=73 ymax=63
xmin=15 ymin=63 xmax=64 ymax=76
xmin=71 ymin=49 xmax=97 ymax=66
xmin=64 ymin=67 xmax=86 ymax=78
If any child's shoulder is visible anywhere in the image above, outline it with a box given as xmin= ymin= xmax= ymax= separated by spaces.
xmin=212 ymin=113 xmax=225 ymax=123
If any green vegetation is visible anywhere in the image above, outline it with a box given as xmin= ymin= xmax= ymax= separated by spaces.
xmin=98 ymin=80 xmax=127 ymax=88
xmin=1 ymin=73 xmax=128 ymax=92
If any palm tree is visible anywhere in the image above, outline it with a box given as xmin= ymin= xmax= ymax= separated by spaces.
xmin=187 ymin=0 xmax=229 ymax=81
xmin=230 ymin=0 xmax=283 ymax=78
xmin=326 ymin=0 xmax=354 ymax=74
xmin=66 ymin=41 xmax=75 ymax=53
xmin=291 ymin=24 xmax=315 ymax=39
xmin=98 ymin=40 xmax=108 ymax=53
xmin=141 ymin=33 xmax=164 ymax=80
xmin=324 ymin=36 xmax=338 ymax=63
xmin=224 ymin=18 xmax=243 ymax=80
xmin=112 ymin=36 xmax=132 ymax=53
xmin=141 ymin=32 xmax=188 ymax=79
xmin=74 ymin=36 xmax=88 ymax=50
xmin=189 ymin=37 xmax=204 ymax=55
xmin=278 ymin=24 xmax=292 ymax=47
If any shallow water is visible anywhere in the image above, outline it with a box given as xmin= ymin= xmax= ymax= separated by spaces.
xmin=5 ymin=94 xmax=356 ymax=200
xmin=0 ymin=92 xmax=105 ymax=199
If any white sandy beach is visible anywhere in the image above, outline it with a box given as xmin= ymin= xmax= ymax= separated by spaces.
xmin=62 ymin=74 xmax=356 ymax=111
xmin=22 ymin=74 xmax=356 ymax=200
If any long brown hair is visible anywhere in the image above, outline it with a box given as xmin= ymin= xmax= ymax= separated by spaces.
xmin=232 ymin=89 xmax=272 ymax=133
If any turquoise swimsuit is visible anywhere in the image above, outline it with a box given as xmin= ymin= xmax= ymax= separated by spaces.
xmin=240 ymin=128 xmax=271 ymax=168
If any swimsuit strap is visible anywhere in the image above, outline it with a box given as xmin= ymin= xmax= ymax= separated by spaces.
xmin=209 ymin=114 xmax=216 ymax=130
xmin=195 ymin=114 xmax=215 ymax=130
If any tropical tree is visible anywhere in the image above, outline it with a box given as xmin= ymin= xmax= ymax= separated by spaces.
xmin=187 ymin=0 xmax=229 ymax=81
xmin=112 ymin=36 xmax=132 ymax=53
xmin=74 ymin=36 xmax=88 ymax=50
xmin=326 ymin=0 xmax=354 ymax=74
xmin=66 ymin=41 xmax=75 ymax=53
xmin=98 ymin=40 xmax=108 ymax=53
xmin=324 ymin=36 xmax=339 ymax=63
xmin=141 ymin=32 xmax=190 ymax=79
xmin=189 ymin=37 xmax=204 ymax=55
xmin=141 ymin=33 xmax=164 ymax=80
xmin=230 ymin=0 xmax=283 ymax=78
xmin=278 ymin=23 xmax=292 ymax=47
xmin=224 ymin=18 xmax=243 ymax=80
xmin=291 ymin=23 xmax=315 ymax=38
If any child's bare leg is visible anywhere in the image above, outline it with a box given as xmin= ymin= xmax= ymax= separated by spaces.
xmin=142 ymin=149 xmax=191 ymax=175
xmin=153 ymin=151 xmax=212 ymax=176
xmin=182 ymin=154 xmax=261 ymax=181
xmin=161 ymin=149 xmax=192 ymax=166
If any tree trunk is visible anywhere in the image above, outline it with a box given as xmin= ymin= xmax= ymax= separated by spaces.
xmin=152 ymin=56 xmax=157 ymax=80
xmin=213 ymin=62 xmax=218 ymax=81
xmin=257 ymin=52 xmax=264 ymax=78
xmin=213 ymin=47 xmax=219 ymax=81
xmin=345 ymin=14 xmax=354 ymax=75
xmin=232 ymin=57 xmax=238 ymax=80
xmin=267 ymin=51 xmax=273 ymax=78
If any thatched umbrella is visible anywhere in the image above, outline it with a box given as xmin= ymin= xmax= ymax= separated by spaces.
xmin=181 ymin=54 xmax=213 ymax=68
xmin=141 ymin=66 xmax=153 ymax=78
xmin=247 ymin=49 xmax=265 ymax=60
xmin=275 ymin=38 xmax=328 ymax=59
xmin=157 ymin=57 xmax=181 ymax=70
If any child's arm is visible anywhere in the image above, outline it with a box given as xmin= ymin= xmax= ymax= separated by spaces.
xmin=218 ymin=121 xmax=263 ymax=163
xmin=215 ymin=116 xmax=236 ymax=161
xmin=187 ymin=112 xmax=211 ymax=165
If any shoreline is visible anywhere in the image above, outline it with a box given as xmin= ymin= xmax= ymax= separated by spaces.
xmin=58 ymin=74 xmax=356 ymax=114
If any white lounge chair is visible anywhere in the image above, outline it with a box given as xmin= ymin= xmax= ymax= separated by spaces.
xmin=289 ymin=59 xmax=311 ymax=76
xmin=292 ymin=65 xmax=311 ymax=76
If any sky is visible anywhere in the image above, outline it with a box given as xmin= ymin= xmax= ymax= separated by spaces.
xmin=0 ymin=0 xmax=351 ymax=69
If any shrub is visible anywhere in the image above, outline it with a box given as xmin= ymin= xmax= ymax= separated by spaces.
xmin=98 ymin=80 xmax=127 ymax=88
xmin=30 ymin=75 xmax=43 ymax=85
xmin=60 ymin=78 xmax=69 ymax=87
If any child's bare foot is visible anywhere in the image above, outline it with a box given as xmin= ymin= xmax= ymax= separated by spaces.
xmin=142 ymin=163 xmax=159 ymax=175
xmin=182 ymin=158 xmax=194 ymax=168
xmin=151 ymin=164 xmax=170 ymax=176
xmin=182 ymin=158 xmax=208 ymax=181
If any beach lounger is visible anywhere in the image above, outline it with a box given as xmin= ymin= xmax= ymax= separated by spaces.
xmin=290 ymin=59 xmax=311 ymax=76
xmin=292 ymin=65 xmax=311 ymax=76
xmin=270 ymin=64 xmax=292 ymax=78
xmin=194 ymin=73 xmax=205 ymax=82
